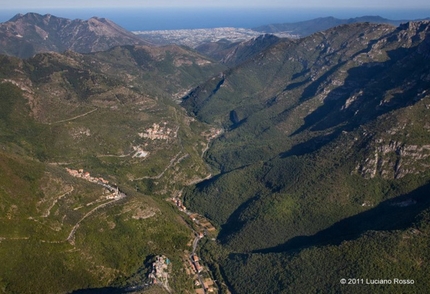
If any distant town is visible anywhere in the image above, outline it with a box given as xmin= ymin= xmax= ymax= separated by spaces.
xmin=133 ymin=27 xmax=296 ymax=48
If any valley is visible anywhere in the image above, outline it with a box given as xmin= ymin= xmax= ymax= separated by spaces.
xmin=181 ymin=20 xmax=430 ymax=293
xmin=0 ymin=33 xmax=223 ymax=292
xmin=1 ymin=11 xmax=430 ymax=294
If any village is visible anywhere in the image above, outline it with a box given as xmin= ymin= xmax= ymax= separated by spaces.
xmin=138 ymin=122 xmax=179 ymax=141
xmin=65 ymin=168 xmax=125 ymax=200
xmin=66 ymin=165 xmax=217 ymax=293
xmin=148 ymin=255 xmax=172 ymax=292
xmin=146 ymin=252 xmax=216 ymax=293
xmin=169 ymin=191 xmax=218 ymax=294
xmin=182 ymin=248 xmax=217 ymax=294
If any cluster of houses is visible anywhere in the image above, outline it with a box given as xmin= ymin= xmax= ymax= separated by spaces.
xmin=184 ymin=253 xmax=216 ymax=294
xmin=171 ymin=197 xmax=187 ymax=212
xmin=170 ymin=191 xmax=218 ymax=293
xmin=138 ymin=122 xmax=177 ymax=141
xmin=66 ymin=168 xmax=109 ymax=184
xmin=148 ymin=255 xmax=171 ymax=287
xmin=195 ymin=278 xmax=216 ymax=294
xmin=191 ymin=253 xmax=203 ymax=273
xmin=65 ymin=168 xmax=122 ymax=200
xmin=201 ymin=127 xmax=223 ymax=141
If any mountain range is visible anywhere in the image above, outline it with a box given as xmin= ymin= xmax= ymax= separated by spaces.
xmin=253 ymin=15 xmax=430 ymax=37
xmin=0 ymin=13 xmax=149 ymax=58
xmin=195 ymin=15 xmax=430 ymax=65
xmin=0 ymin=12 xmax=430 ymax=294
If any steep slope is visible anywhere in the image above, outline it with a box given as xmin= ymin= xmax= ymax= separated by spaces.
xmin=0 ymin=41 xmax=226 ymax=187
xmin=0 ymin=13 xmax=149 ymax=58
xmin=223 ymin=205 xmax=430 ymax=293
xmin=91 ymin=44 xmax=226 ymax=100
xmin=196 ymin=34 xmax=281 ymax=67
xmin=182 ymin=21 xmax=430 ymax=291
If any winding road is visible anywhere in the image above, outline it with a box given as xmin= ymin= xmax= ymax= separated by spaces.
xmin=66 ymin=193 xmax=126 ymax=243
xmin=47 ymin=108 xmax=98 ymax=125
xmin=42 ymin=186 xmax=74 ymax=218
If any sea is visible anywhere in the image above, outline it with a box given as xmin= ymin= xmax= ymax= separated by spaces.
xmin=1 ymin=7 xmax=430 ymax=31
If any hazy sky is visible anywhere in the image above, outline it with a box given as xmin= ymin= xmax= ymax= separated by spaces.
xmin=4 ymin=0 xmax=430 ymax=9
xmin=2 ymin=0 xmax=430 ymax=30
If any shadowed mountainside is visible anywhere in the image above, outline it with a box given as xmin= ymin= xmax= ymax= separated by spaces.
xmin=195 ymin=34 xmax=281 ymax=67
xmin=182 ymin=21 xmax=430 ymax=292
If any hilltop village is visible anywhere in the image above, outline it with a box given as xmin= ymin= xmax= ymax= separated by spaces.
xmin=138 ymin=122 xmax=178 ymax=141
xmin=149 ymin=255 xmax=172 ymax=292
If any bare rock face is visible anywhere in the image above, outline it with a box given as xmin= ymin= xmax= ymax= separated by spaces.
xmin=356 ymin=139 xmax=430 ymax=179
xmin=0 ymin=13 xmax=149 ymax=58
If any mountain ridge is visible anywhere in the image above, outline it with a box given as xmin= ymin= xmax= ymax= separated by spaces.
xmin=252 ymin=15 xmax=430 ymax=37
xmin=196 ymin=33 xmax=281 ymax=67
xmin=0 ymin=12 xmax=150 ymax=58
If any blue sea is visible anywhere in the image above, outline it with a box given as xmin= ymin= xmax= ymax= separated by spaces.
xmin=1 ymin=7 xmax=430 ymax=31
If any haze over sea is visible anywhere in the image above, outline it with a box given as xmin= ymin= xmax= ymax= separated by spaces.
xmin=1 ymin=7 xmax=430 ymax=30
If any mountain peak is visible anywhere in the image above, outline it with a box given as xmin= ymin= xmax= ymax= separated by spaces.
xmin=9 ymin=12 xmax=54 ymax=22
xmin=0 ymin=12 xmax=149 ymax=58
xmin=88 ymin=16 xmax=107 ymax=22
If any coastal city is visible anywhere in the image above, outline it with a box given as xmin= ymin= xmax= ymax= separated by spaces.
xmin=133 ymin=27 xmax=296 ymax=48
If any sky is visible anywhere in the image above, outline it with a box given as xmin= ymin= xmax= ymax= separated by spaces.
xmin=2 ymin=1 xmax=430 ymax=30
xmin=3 ymin=0 xmax=430 ymax=9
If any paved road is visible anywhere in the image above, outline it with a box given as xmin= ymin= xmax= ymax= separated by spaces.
xmin=190 ymin=233 xmax=206 ymax=294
